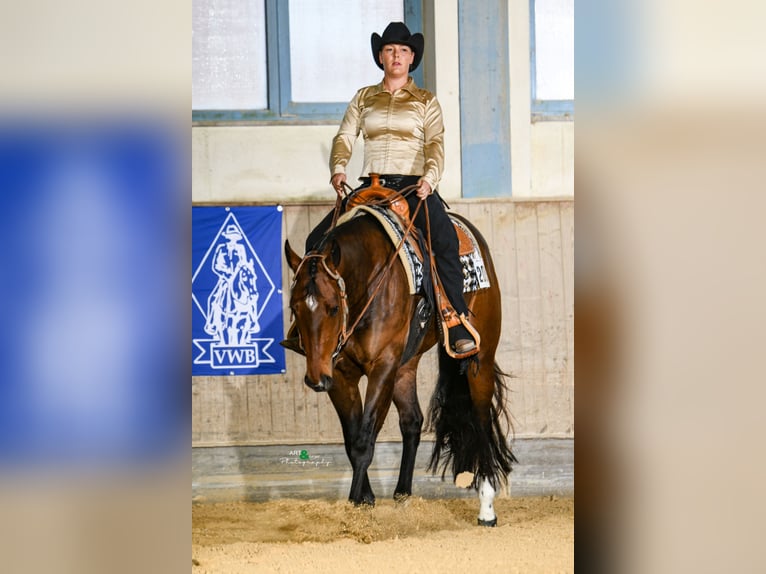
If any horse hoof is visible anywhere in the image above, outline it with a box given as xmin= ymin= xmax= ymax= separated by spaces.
xmin=477 ymin=517 xmax=497 ymax=527
xmin=350 ymin=496 xmax=375 ymax=508
xmin=393 ymin=492 xmax=410 ymax=504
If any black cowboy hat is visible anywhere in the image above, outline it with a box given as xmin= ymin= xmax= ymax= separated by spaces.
xmin=371 ymin=22 xmax=424 ymax=72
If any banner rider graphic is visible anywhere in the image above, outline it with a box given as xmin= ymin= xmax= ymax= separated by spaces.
xmin=205 ymin=224 xmax=260 ymax=345
xmin=192 ymin=207 xmax=285 ymax=376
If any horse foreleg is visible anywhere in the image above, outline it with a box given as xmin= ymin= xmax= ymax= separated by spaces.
xmin=327 ymin=360 xmax=376 ymax=506
xmin=347 ymin=366 xmax=398 ymax=506
xmin=392 ymin=362 xmax=423 ymax=501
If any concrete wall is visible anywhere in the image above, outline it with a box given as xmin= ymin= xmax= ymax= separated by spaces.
xmin=192 ymin=0 xmax=573 ymax=204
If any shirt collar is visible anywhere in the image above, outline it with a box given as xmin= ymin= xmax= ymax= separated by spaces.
xmin=371 ymin=77 xmax=424 ymax=101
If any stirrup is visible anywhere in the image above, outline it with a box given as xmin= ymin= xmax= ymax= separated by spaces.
xmin=440 ymin=310 xmax=480 ymax=359
xmin=449 ymin=325 xmax=477 ymax=355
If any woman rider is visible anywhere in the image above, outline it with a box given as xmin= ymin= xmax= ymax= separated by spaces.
xmin=287 ymin=21 xmax=477 ymax=356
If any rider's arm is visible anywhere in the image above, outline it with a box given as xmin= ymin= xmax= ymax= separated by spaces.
xmin=329 ymin=88 xmax=364 ymax=178
xmin=421 ymin=93 xmax=445 ymax=193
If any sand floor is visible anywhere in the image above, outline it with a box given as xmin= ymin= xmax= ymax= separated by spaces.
xmin=192 ymin=495 xmax=573 ymax=573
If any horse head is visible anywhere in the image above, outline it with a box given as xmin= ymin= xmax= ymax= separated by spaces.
xmin=232 ymin=262 xmax=257 ymax=300
xmin=285 ymin=239 xmax=346 ymax=392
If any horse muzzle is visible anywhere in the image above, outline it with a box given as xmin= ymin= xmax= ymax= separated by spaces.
xmin=304 ymin=374 xmax=333 ymax=392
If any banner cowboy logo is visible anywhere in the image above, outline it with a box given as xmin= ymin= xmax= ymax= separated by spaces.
xmin=192 ymin=206 xmax=285 ymax=375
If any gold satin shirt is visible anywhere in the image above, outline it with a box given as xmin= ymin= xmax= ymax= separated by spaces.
xmin=330 ymin=77 xmax=445 ymax=190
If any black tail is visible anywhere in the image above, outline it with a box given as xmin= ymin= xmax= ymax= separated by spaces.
xmin=426 ymin=349 xmax=518 ymax=489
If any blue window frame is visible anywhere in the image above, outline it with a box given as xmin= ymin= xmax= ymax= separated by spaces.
xmin=530 ymin=0 xmax=574 ymax=121
xmin=193 ymin=0 xmax=423 ymax=123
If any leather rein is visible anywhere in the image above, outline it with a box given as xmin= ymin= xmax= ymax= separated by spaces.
xmin=296 ymin=183 xmax=423 ymax=360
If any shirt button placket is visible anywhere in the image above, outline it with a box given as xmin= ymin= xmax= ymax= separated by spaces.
xmin=385 ymin=92 xmax=395 ymax=172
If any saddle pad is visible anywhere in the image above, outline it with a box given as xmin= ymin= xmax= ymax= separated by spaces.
xmin=336 ymin=206 xmax=491 ymax=295
xmin=450 ymin=215 xmax=492 ymax=292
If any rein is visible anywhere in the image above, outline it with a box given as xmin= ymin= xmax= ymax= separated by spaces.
xmin=329 ymin=181 xmax=355 ymax=230
xmin=299 ymin=184 xmax=423 ymax=359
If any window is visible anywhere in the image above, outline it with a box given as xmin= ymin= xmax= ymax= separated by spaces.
xmin=530 ymin=0 xmax=574 ymax=120
xmin=193 ymin=0 xmax=422 ymax=122
xmin=193 ymin=0 xmax=268 ymax=111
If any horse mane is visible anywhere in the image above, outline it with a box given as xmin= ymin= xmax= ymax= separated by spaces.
xmin=301 ymin=256 xmax=320 ymax=298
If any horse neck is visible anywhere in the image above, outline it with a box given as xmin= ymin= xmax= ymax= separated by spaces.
xmin=331 ymin=220 xmax=399 ymax=307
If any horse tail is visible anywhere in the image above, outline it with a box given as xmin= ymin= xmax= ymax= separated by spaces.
xmin=426 ymin=349 xmax=518 ymax=489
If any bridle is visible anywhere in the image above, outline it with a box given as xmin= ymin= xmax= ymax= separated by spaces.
xmin=292 ymin=253 xmax=349 ymax=360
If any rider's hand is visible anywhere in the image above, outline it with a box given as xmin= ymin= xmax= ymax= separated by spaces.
xmin=331 ymin=173 xmax=347 ymax=197
xmin=416 ymin=178 xmax=432 ymax=200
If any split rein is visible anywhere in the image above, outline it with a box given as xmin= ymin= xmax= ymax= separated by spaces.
xmin=298 ymin=183 xmax=425 ymax=359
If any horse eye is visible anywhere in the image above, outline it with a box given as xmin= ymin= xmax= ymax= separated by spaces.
xmin=329 ymin=306 xmax=340 ymax=317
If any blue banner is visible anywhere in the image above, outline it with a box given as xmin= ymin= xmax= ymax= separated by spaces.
xmin=192 ymin=206 xmax=285 ymax=375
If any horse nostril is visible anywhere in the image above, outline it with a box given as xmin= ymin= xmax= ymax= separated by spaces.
xmin=304 ymin=374 xmax=332 ymax=393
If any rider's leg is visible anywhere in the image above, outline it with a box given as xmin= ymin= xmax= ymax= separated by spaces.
xmin=409 ymin=192 xmax=477 ymax=354
xmin=305 ymin=210 xmax=337 ymax=253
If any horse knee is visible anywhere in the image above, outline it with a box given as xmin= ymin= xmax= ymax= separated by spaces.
xmin=399 ymin=411 xmax=423 ymax=437
xmin=350 ymin=439 xmax=374 ymax=466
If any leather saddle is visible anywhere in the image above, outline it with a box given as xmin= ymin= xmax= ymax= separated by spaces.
xmin=345 ymin=173 xmax=474 ymax=258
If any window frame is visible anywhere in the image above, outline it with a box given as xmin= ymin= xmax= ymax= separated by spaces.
xmin=529 ymin=0 xmax=574 ymax=121
xmin=193 ymin=0 xmax=423 ymax=124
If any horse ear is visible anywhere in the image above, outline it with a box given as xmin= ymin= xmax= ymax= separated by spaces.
xmin=284 ymin=240 xmax=302 ymax=272
xmin=331 ymin=239 xmax=341 ymax=268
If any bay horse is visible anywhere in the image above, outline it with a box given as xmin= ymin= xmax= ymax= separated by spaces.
xmin=284 ymin=208 xmax=516 ymax=526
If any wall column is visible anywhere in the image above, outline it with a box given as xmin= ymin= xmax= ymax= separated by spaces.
xmin=458 ymin=0 xmax=512 ymax=197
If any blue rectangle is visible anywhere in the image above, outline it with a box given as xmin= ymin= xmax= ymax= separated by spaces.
xmin=192 ymin=206 xmax=285 ymax=376
xmin=0 ymin=119 xmax=187 ymax=464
